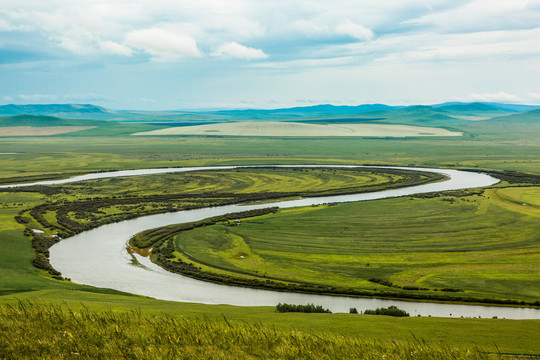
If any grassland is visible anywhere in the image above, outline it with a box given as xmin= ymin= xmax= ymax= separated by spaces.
xmin=1 ymin=130 xmax=540 ymax=183
xmin=1 ymin=111 xmax=540 ymax=357
xmin=3 ymin=300 xmax=537 ymax=359
xmin=6 ymin=167 xmax=439 ymax=278
xmin=137 ymin=186 xmax=538 ymax=304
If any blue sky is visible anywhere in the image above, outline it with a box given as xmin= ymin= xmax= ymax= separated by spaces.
xmin=1 ymin=0 xmax=540 ymax=110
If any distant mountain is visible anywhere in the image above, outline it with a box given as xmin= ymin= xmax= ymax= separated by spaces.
xmin=436 ymin=102 xmax=502 ymax=112
xmin=484 ymin=103 xmax=540 ymax=112
xmin=0 ymin=114 xmax=164 ymax=136
xmin=486 ymin=109 xmax=540 ymax=123
xmin=356 ymin=105 xmax=469 ymax=127
xmin=461 ymin=109 xmax=540 ymax=138
xmin=2 ymin=102 xmax=539 ymax=125
xmin=0 ymin=114 xmax=99 ymax=126
xmin=433 ymin=102 xmax=540 ymax=113
xmin=212 ymin=104 xmax=397 ymax=116
xmin=0 ymin=104 xmax=117 ymax=120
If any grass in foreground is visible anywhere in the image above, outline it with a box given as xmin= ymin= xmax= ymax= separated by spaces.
xmin=0 ymin=302 xmax=497 ymax=359
xmin=3 ymin=291 xmax=539 ymax=355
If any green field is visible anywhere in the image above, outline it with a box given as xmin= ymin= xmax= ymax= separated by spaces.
xmin=2 ymin=107 xmax=540 ymax=357
xmin=169 ymin=187 xmax=540 ymax=303
xmin=3 ymin=297 xmax=539 ymax=359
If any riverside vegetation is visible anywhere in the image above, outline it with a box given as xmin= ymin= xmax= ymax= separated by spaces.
xmin=2 ymin=126 xmax=540 ymax=357
xmin=8 ymin=167 xmax=441 ymax=278
xmin=130 ymin=182 xmax=540 ymax=306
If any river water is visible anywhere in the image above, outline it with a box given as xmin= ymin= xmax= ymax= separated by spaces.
xmin=10 ymin=164 xmax=536 ymax=318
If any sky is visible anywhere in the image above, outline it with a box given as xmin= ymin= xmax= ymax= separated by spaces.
xmin=1 ymin=0 xmax=540 ymax=110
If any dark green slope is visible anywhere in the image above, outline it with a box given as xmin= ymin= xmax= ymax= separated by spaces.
xmin=358 ymin=106 xmax=469 ymax=127
xmin=437 ymin=102 xmax=502 ymax=112
xmin=0 ymin=104 xmax=117 ymax=119
xmin=461 ymin=109 xmax=540 ymax=139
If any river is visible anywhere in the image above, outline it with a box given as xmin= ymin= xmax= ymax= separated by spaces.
xmin=9 ymin=164 xmax=539 ymax=318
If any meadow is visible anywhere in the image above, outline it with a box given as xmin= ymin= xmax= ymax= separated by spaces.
xmin=168 ymin=186 xmax=540 ymax=303
xmin=1 ymin=110 xmax=540 ymax=357
xmin=3 ymin=300 xmax=536 ymax=359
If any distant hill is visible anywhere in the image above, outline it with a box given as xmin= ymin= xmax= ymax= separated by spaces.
xmin=211 ymin=104 xmax=397 ymax=118
xmin=461 ymin=109 xmax=540 ymax=139
xmin=479 ymin=109 xmax=540 ymax=124
xmin=484 ymin=103 xmax=540 ymax=112
xmin=433 ymin=102 xmax=540 ymax=113
xmin=356 ymin=105 xmax=468 ymax=127
xmin=437 ymin=102 xmax=502 ymax=112
xmin=0 ymin=114 xmax=102 ymax=127
xmin=1 ymin=102 xmax=539 ymax=126
xmin=0 ymin=104 xmax=117 ymax=120
xmin=0 ymin=114 xmax=164 ymax=136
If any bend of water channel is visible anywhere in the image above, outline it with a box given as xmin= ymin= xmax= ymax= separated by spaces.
xmin=11 ymin=164 xmax=537 ymax=319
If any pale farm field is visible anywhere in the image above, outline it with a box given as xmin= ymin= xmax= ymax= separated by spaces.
xmin=133 ymin=121 xmax=462 ymax=137
xmin=0 ymin=126 xmax=96 ymax=136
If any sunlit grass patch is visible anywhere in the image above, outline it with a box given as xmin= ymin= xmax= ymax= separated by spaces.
xmin=0 ymin=302 xmax=493 ymax=360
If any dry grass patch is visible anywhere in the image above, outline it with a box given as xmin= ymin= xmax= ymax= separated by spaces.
xmin=133 ymin=121 xmax=462 ymax=137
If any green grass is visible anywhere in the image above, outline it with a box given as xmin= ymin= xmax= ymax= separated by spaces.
xmin=173 ymin=187 xmax=540 ymax=302
xmin=1 ymin=295 xmax=539 ymax=356
xmin=1 ymin=133 xmax=540 ymax=180
xmin=1 ymin=121 xmax=540 ymax=356
xmin=0 ymin=303 xmax=498 ymax=359
xmin=1 ymin=167 xmax=436 ymax=289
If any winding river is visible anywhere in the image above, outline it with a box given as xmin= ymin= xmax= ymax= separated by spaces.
xmin=7 ymin=165 xmax=540 ymax=318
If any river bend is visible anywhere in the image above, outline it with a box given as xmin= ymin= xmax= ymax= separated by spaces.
xmin=12 ymin=164 xmax=537 ymax=318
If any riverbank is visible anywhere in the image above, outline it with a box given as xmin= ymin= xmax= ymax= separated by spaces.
xmin=47 ymin=165 xmax=540 ymax=319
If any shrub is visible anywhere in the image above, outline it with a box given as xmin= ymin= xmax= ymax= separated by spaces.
xmin=276 ymin=303 xmax=331 ymax=313
xmin=363 ymin=305 xmax=409 ymax=317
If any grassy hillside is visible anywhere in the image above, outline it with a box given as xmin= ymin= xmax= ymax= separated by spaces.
xmin=0 ymin=115 xmax=164 ymax=136
xmin=353 ymin=106 xmax=470 ymax=127
xmin=461 ymin=110 xmax=540 ymax=140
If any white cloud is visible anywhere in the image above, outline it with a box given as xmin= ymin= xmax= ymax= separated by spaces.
xmin=206 ymin=16 xmax=265 ymax=39
xmin=336 ymin=20 xmax=374 ymax=41
xmin=2 ymin=0 xmax=540 ymax=109
xmin=18 ymin=94 xmax=59 ymax=102
xmin=406 ymin=0 xmax=540 ymax=32
xmin=0 ymin=9 xmax=33 ymax=31
xmin=527 ymin=92 xmax=540 ymax=103
xmin=468 ymin=92 xmax=522 ymax=103
xmin=374 ymin=28 xmax=540 ymax=63
xmin=292 ymin=19 xmax=330 ymax=36
xmin=125 ymin=28 xmax=201 ymax=61
xmin=99 ymin=41 xmax=133 ymax=56
xmin=213 ymin=42 xmax=268 ymax=60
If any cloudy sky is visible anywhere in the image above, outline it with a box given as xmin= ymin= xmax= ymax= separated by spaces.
xmin=1 ymin=0 xmax=540 ymax=110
